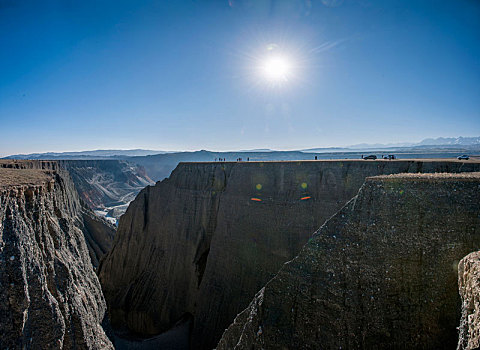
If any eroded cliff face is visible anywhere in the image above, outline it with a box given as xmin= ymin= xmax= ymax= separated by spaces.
xmin=0 ymin=160 xmax=116 ymax=266
xmin=217 ymin=173 xmax=480 ymax=350
xmin=81 ymin=208 xmax=115 ymax=267
xmin=59 ymin=160 xmax=155 ymax=224
xmin=99 ymin=160 xmax=480 ymax=349
xmin=0 ymin=166 xmax=113 ymax=349
xmin=457 ymin=251 xmax=480 ymax=350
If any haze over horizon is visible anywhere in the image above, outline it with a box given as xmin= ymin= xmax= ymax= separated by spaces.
xmin=3 ymin=134 xmax=480 ymax=159
xmin=1 ymin=0 xmax=479 ymax=156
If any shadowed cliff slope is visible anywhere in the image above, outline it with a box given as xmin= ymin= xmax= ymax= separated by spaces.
xmin=217 ymin=173 xmax=480 ymax=350
xmin=0 ymin=165 xmax=113 ymax=348
xmin=99 ymin=160 xmax=480 ymax=349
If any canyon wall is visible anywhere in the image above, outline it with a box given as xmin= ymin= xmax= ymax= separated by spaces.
xmin=217 ymin=173 xmax=480 ymax=350
xmin=0 ymin=165 xmax=113 ymax=348
xmin=99 ymin=159 xmax=480 ymax=349
xmin=59 ymin=160 xmax=154 ymax=224
xmin=0 ymin=159 xmax=155 ymax=224
xmin=0 ymin=160 xmax=115 ymax=266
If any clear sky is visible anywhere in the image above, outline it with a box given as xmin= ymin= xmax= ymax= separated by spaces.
xmin=1 ymin=0 xmax=479 ymax=156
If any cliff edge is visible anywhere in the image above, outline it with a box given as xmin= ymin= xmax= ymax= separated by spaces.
xmin=99 ymin=160 xmax=480 ymax=349
xmin=217 ymin=172 xmax=480 ymax=349
xmin=0 ymin=160 xmax=115 ymax=266
xmin=0 ymin=165 xmax=113 ymax=348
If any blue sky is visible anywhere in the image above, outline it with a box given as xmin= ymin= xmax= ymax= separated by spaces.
xmin=1 ymin=0 xmax=479 ymax=155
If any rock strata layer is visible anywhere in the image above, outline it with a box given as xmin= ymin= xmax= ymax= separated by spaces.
xmin=217 ymin=173 xmax=480 ymax=350
xmin=457 ymin=251 xmax=480 ymax=350
xmin=59 ymin=160 xmax=154 ymax=222
xmin=99 ymin=160 xmax=480 ymax=349
xmin=0 ymin=165 xmax=113 ymax=348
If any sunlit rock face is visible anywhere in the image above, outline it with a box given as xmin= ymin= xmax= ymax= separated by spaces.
xmin=0 ymin=160 xmax=116 ymax=267
xmin=0 ymin=164 xmax=113 ymax=349
xmin=218 ymin=173 xmax=480 ymax=350
xmin=98 ymin=160 xmax=480 ymax=349
xmin=458 ymin=251 xmax=480 ymax=350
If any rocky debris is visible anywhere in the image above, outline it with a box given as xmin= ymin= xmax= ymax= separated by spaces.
xmin=458 ymin=251 xmax=480 ymax=350
xmin=217 ymin=173 xmax=480 ymax=350
xmin=99 ymin=160 xmax=480 ymax=349
xmin=0 ymin=166 xmax=113 ymax=348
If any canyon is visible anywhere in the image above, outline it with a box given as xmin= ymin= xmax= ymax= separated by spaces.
xmin=59 ymin=160 xmax=154 ymax=225
xmin=98 ymin=159 xmax=480 ymax=349
xmin=0 ymin=162 xmax=113 ymax=348
xmin=1 ymin=159 xmax=154 ymax=227
xmin=1 ymin=160 xmax=116 ymax=266
xmin=217 ymin=172 xmax=480 ymax=349
xmin=2 ymin=158 xmax=480 ymax=349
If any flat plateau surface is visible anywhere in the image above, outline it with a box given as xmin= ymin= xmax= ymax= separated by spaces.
xmin=184 ymin=158 xmax=480 ymax=164
xmin=0 ymin=168 xmax=54 ymax=188
xmin=0 ymin=159 xmax=40 ymax=165
xmin=0 ymin=159 xmax=55 ymax=166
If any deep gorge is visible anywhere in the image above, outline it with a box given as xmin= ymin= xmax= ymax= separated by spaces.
xmin=1 ymin=159 xmax=480 ymax=349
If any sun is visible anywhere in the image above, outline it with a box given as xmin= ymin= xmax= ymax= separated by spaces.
xmin=261 ymin=56 xmax=291 ymax=82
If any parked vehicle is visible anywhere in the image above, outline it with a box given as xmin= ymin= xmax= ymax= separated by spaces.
xmin=457 ymin=155 xmax=470 ymax=160
xmin=363 ymin=155 xmax=377 ymax=160
xmin=383 ymin=154 xmax=396 ymax=160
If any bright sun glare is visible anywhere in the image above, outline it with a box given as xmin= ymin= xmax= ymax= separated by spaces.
xmin=262 ymin=56 xmax=291 ymax=82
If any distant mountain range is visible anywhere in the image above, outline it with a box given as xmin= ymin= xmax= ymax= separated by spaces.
xmin=417 ymin=136 xmax=480 ymax=146
xmin=304 ymin=136 xmax=480 ymax=152
xmin=4 ymin=149 xmax=169 ymax=159
xmin=4 ymin=136 xmax=479 ymax=160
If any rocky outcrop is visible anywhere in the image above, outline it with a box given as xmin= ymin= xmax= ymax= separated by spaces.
xmin=457 ymin=251 xmax=480 ymax=350
xmin=0 ymin=160 xmax=116 ymax=266
xmin=217 ymin=173 xmax=480 ymax=350
xmin=99 ymin=160 xmax=480 ymax=349
xmin=0 ymin=165 xmax=113 ymax=348
xmin=0 ymin=159 xmax=58 ymax=171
